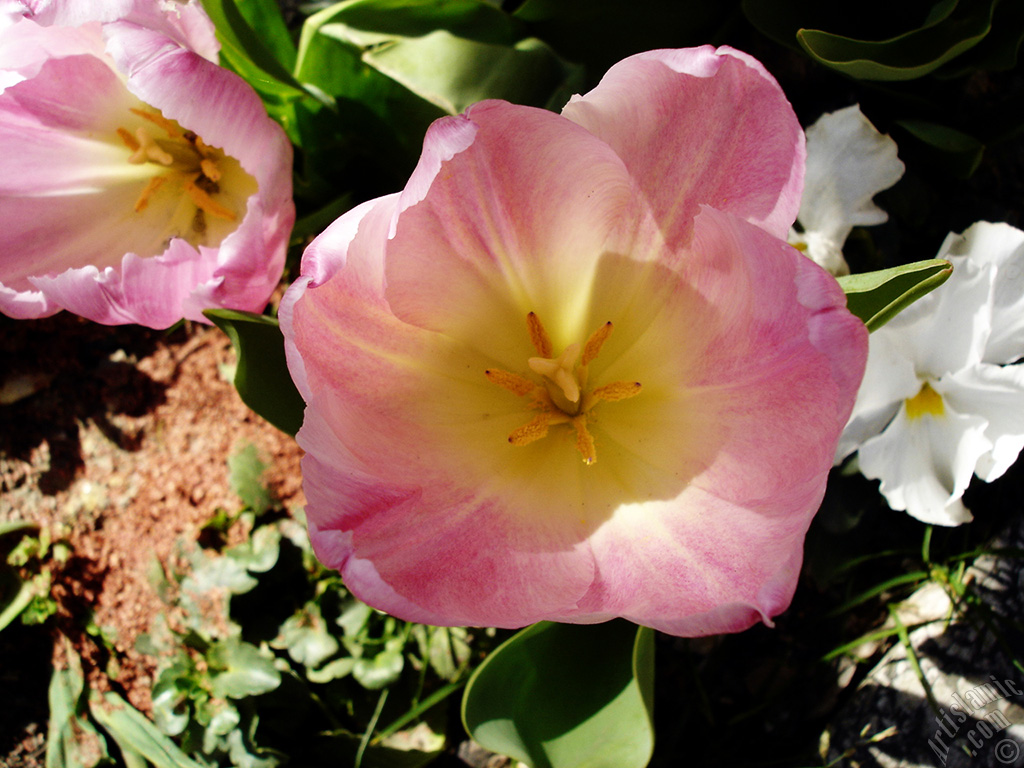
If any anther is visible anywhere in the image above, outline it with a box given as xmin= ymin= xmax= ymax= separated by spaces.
xmin=582 ymin=322 xmax=613 ymax=366
xmin=572 ymin=415 xmax=597 ymax=465
xmin=183 ymin=180 xmax=236 ymax=221
xmin=485 ymin=369 xmax=536 ymax=396
xmin=526 ymin=312 xmax=553 ymax=357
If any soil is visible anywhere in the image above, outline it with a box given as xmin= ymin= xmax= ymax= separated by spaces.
xmin=0 ymin=312 xmax=305 ymax=766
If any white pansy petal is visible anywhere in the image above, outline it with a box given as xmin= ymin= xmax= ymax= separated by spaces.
xmin=797 ymin=105 xmax=904 ymax=245
xmin=937 ymin=222 xmax=1024 ymax=364
xmin=887 ymin=252 xmax=993 ymax=378
xmin=858 ymin=405 xmax=988 ymax=526
xmin=940 ymin=363 xmax=1024 ymax=482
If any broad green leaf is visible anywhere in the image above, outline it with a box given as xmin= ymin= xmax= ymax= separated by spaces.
xmin=896 ymin=119 xmax=985 ymax=178
xmin=838 ymin=258 xmax=952 ymax=331
xmin=462 ymin=621 xmax=655 ymax=768
xmin=228 ymin=442 xmax=272 ymax=514
xmin=319 ymin=24 xmax=576 ymax=115
xmin=200 ymin=0 xmax=307 ymax=100
xmin=226 ymin=524 xmax=282 ymax=574
xmin=209 ymin=638 xmax=282 ymax=698
xmin=90 ymin=690 xmax=205 ymax=768
xmin=205 ymin=309 xmax=306 ymax=436
xmin=353 ymin=639 xmax=406 ymax=690
xmin=273 ymin=603 xmax=341 ymax=668
xmin=795 ymin=0 xmax=998 ymax=80
xmin=47 ymin=649 xmax=110 ymax=768
xmin=231 ymin=0 xmax=297 ymax=70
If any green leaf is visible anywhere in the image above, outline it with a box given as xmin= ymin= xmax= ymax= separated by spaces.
xmin=209 ymin=638 xmax=282 ymax=699
xmin=205 ymin=309 xmax=306 ymax=436
xmin=462 ymin=621 xmax=655 ymax=768
xmin=90 ymin=690 xmax=205 ymax=768
xmin=230 ymin=0 xmax=297 ymax=70
xmin=273 ymin=603 xmax=341 ymax=668
xmin=46 ymin=650 xmax=110 ymax=768
xmin=0 ymin=567 xmax=32 ymax=633
xmin=353 ymin=639 xmax=406 ymax=690
xmin=200 ymin=0 xmax=307 ymax=100
xmin=896 ymin=119 xmax=985 ymax=178
xmin=319 ymin=24 xmax=576 ymax=115
xmin=795 ymin=0 xmax=998 ymax=80
xmin=838 ymin=258 xmax=952 ymax=331
xmin=228 ymin=442 xmax=272 ymax=514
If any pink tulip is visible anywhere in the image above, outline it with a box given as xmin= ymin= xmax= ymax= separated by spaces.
xmin=281 ymin=47 xmax=868 ymax=636
xmin=0 ymin=0 xmax=293 ymax=328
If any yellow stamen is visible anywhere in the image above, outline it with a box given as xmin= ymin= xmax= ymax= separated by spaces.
xmin=509 ymin=412 xmax=568 ymax=446
xmin=526 ymin=311 xmax=553 ymax=357
xmin=200 ymin=158 xmax=222 ymax=182
xmin=130 ymin=107 xmax=181 ymax=138
xmin=117 ymin=127 xmax=140 ymax=152
xmin=905 ymin=382 xmax=944 ymax=420
xmin=134 ymin=175 xmax=167 ymax=213
xmin=590 ymin=381 xmax=642 ymax=403
xmin=485 ymin=369 xmax=536 ymax=396
xmin=582 ymin=322 xmax=613 ymax=366
xmin=128 ymin=127 xmax=174 ymax=166
xmin=572 ymin=415 xmax=597 ymax=465
xmin=183 ymin=180 xmax=236 ymax=222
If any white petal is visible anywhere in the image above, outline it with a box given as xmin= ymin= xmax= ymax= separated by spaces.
xmin=797 ymin=105 xmax=904 ymax=246
xmin=880 ymin=249 xmax=994 ymax=379
xmin=788 ymin=227 xmax=848 ymax=276
xmin=937 ymin=221 xmax=1024 ymax=365
xmin=939 ymin=363 xmax=1024 ymax=482
xmin=857 ymin=402 xmax=988 ymax=526
xmin=835 ymin=328 xmax=919 ymax=462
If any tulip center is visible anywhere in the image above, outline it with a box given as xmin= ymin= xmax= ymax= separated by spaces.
xmin=905 ymin=381 xmax=945 ymax=420
xmin=485 ymin=312 xmax=641 ymax=465
xmin=116 ymin=108 xmax=252 ymax=248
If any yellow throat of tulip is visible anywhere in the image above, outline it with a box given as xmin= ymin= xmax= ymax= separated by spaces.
xmin=116 ymin=107 xmax=255 ymax=250
xmin=485 ymin=312 xmax=641 ymax=465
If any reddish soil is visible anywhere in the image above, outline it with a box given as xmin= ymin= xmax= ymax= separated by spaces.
xmin=0 ymin=312 xmax=305 ymax=763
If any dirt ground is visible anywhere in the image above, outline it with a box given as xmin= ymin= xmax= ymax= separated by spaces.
xmin=0 ymin=312 xmax=305 ymax=765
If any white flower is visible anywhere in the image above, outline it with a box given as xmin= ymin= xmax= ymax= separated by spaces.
xmin=790 ymin=105 xmax=905 ymax=276
xmin=836 ymin=222 xmax=1024 ymax=525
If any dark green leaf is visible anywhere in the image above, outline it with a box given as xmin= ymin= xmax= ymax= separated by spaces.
xmin=200 ymin=0 xmax=307 ymax=99
xmin=231 ymin=0 xmax=297 ymax=70
xmin=462 ymin=621 xmax=655 ymax=768
xmin=838 ymin=258 xmax=952 ymax=331
xmin=795 ymin=0 xmax=998 ymax=80
xmin=895 ymin=119 xmax=985 ymax=178
xmin=205 ymin=309 xmax=306 ymax=436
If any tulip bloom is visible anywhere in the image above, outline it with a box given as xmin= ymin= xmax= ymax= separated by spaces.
xmin=0 ymin=0 xmax=293 ymax=327
xmin=282 ymin=47 xmax=868 ymax=636
xmin=836 ymin=222 xmax=1024 ymax=526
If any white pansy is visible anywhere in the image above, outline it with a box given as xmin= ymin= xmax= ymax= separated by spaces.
xmin=790 ymin=105 xmax=905 ymax=276
xmin=836 ymin=222 xmax=1024 ymax=525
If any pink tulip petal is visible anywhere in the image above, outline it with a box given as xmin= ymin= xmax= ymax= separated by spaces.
xmin=562 ymin=46 xmax=804 ymax=244
xmin=382 ymin=100 xmax=656 ymax=363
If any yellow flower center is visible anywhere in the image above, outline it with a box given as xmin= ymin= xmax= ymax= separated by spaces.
xmin=485 ymin=312 xmax=641 ymax=465
xmin=116 ymin=108 xmax=253 ymax=250
xmin=905 ymin=381 xmax=945 ymax=420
